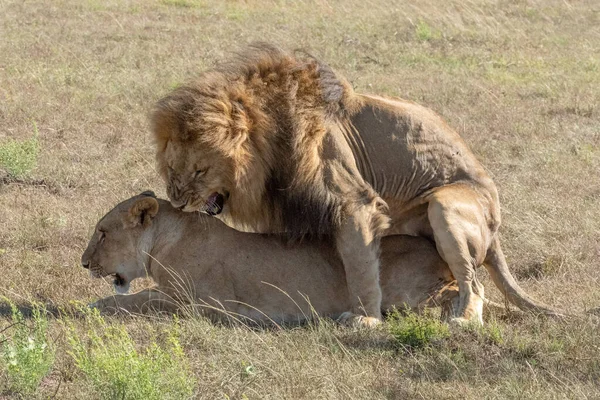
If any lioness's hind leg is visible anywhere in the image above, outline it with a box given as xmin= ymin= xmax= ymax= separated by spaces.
xmin=427 ymin=185 xmax=492 ymax=325
xmin=439 ymin=286 xmax=460 ymax=322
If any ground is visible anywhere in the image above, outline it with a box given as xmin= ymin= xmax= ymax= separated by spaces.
xmin=0 ymin=0 xmax=599 ymax=398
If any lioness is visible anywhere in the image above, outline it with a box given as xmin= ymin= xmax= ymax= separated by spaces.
xmin=81 ymin=192 xmax=474 ymax=323
xmin=151 ymin=44 xmax=561 ymax=325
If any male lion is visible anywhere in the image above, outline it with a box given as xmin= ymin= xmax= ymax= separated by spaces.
xmin=81 ymin=192 xmax=478 ymax=323
xmin=151 ymin=43 xmax=561 ymax=325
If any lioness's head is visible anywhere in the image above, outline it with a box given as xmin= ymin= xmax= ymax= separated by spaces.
xmin=81 ymin=191 xmax=159 ymax=294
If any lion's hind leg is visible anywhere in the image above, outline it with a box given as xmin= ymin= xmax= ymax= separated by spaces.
xmin=438 ymin=280 xmax=484 ymax=324
xmin=427 ymin=184 xmax=492 ymax=325
xmin=337 ymin=311 xmax=381 ymax=328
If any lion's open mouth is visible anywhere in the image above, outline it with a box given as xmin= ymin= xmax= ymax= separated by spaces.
xmin=204 ymin=192 xmax=225 ymax=216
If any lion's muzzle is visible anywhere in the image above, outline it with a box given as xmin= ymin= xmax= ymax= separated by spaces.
xmin=204 ymin=192 xmax=225 ymax=216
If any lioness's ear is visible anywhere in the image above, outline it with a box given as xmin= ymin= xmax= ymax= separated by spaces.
xmin=140 ymin=190 xmax=157 ymax=198
xmin=125 ymin=197 xmax=159 ymax=229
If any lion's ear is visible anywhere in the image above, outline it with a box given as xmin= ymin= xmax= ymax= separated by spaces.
xmin=125 ymin=197 xmax=159 ymax=229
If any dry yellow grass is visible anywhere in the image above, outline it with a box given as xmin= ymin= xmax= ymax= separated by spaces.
xmin=1 ymin=0 xmax=599 ymax=398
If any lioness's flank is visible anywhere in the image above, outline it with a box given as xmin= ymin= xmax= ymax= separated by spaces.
xmin=82 ymin=192 xmax=467 ymax=324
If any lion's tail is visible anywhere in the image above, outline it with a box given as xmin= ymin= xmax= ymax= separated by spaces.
xmin=484 ymin=236 xmax=565 ymax=317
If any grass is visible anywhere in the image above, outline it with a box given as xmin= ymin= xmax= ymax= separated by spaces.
xmin=65 ymin=309 xmax=196 ymax=400
xmin=386 ymin=308 xmax=450 ymax=350
xmin=0 ymin=0 xmax=599 ymax=398
xmin=0 ymin=300 xmax=54 ymax=395
xmin=414 ymin=19 xmax=439 ymax=41
xmin=160 ymin=0 xmax=204 ymax=8
xmin=0 ymin=123 xmax=39 ymax=178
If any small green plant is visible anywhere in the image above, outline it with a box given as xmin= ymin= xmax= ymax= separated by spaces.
xmin=0 ymin=300 xmax=54 ymax=395
xmin=465 ymin=317 xmax=505 ymax=345
xmin=0 ymin=123 xmax=40 ymax=178
xmin=387 ymin=308 xmax=450 ymax=350
xmin=240 ymin=360 xmax=256 ymax=381
xmin=161 ymin=0 xmax=203 ymax=8
xmin=415 ymin=19 xmax=434 ymax=41
xmin=512 ymin=337 xmax=538 ymax=361
xmin=66 ymin=309 xmax=196 ymax=400
xmin=483 ymin=321 xmax=504 ymax=345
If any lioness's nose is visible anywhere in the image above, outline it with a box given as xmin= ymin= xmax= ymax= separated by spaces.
xmin=82 ymin=260 xmax=90 ymax=269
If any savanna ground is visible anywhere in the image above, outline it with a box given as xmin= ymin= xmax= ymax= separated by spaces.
xmin=1 ymin=0 xmax=599 ymax=398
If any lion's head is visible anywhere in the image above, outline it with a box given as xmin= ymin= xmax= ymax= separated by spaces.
xmin=151 ymin=43 xmax=351 ymax=231
xmin=151 ymin=79 xmax=270 ymax=217
xmin=159 ymin=136 xmax=236 ymax=215
xmin=81 ymin=191 xmax=159 ymax=294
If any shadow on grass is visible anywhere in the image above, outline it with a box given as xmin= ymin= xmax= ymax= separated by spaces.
xmin=0 ymin=300 xmax=64 ymax=320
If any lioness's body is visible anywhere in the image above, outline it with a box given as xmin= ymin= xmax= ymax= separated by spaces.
xmin=83 ymin=194 xmax=460 ymax=322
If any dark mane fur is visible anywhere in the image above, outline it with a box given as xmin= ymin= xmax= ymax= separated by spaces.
xmin=220 ymin=43 xmax=351 ymax=239
xmin=152 ymin=42 xmax=379 ymax=240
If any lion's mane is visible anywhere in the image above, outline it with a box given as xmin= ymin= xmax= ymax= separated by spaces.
xmin=151 ymin=43 xmax=385 ymax=239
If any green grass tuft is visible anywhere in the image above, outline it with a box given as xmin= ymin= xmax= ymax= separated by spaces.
xmin=161 ymin=0 xmax=203 ymax=8
xmin=387 ymin=308 xmax=450 ymax=350
xmin=415 ymin=19 xmax=435 ymax=41
xmin=65 ymin=309 xmax=196 ymax=400
xmin=0 ymin=300 xmax=54 ymax=395
xmin=0 ymin=123 xmax=40 ymax=178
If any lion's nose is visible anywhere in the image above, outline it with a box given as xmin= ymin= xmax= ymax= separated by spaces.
xmin=82 ymin=260 xmax=90 ymax=269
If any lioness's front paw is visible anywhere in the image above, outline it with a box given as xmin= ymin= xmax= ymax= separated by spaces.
xmin=338 ymin=311 xmax=381 ymax=328
xmin=88 ymin=297 xmax=119 ymax=313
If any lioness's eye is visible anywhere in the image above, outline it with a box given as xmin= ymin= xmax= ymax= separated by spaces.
xmin=98 ymin=230 xmax=106 ymax=243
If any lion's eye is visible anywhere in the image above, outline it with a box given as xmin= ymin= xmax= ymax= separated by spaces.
xmin=195 ymin=168 xmax=208 ymax=179
xmin=98 ymin=230 xmax=106 ymax=243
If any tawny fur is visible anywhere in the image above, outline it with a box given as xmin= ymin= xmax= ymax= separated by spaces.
xmin=151 ymin=43 xmax=562 ymax=323
xmin=82 ymin=194 xmax=465 ymax=323
xmin=151 ymin=45 xmax=372 ymax=237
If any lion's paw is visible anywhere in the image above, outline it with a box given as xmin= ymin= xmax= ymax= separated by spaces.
xmin=449 ymin=316 xmax=483 ymax=327
xmin=338 ymin=311 xmax=381 ymax=328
